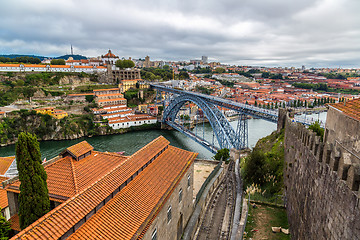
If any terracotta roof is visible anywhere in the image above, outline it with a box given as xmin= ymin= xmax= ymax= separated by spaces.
xmin=7 ymin=152 xmax=128 ymax=200
xmin=0 ymin=176 xmax=9 ymax=209
xmin=10 ymin=136 xmax=171 ymax=239
xmin=50 ymin=65 xmax=71 ymax=68
xmin=65 ymin=141 xmax=94 ymax=159
xmin=0 ymin=156 xmax=15 ymax=175
xmin=69 ymin=146 xmax=197 ymax=239
xmin=102 ymin=50 xmax=118 ymax=58
xmin=93 ymin=88 xmax=121 ymax=92
xmin=23 ymin=64 xmax=46 ymax=68
xmin=9 ymin=214 xmax=21 ymax=232
xmin=0 ymin=64 xmax=20 ymax=67
xmin=330 ymin=98 xmax=360 ymax=121
xmin=98 ymin=98 xmax=126 ymax=103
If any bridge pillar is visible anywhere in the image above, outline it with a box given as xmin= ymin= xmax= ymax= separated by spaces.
xmin=230 ymin=148 xmax=241 ymax=161
xmin=277 ymin=108 xmax=288 ymax=132
xmin=161 ymin=122 xmax=173 ymax=130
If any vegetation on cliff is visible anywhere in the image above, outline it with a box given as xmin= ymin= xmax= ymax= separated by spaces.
xmin=0 ymin=72 xmax=97 ymax=106
xmin=241 ymin=129 xmax=285 ymax=200
xmin=0 ymin=110 xmax=160 ymax=146
xmin=0 ymin=110 xmax=110 ymax=145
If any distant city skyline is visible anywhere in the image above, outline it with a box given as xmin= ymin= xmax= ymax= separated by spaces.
xmin=0 ymin=0 xmax=359 ymax=68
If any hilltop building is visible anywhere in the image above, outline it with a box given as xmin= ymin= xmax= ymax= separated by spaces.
xmin=5 ymin=137 xmax=197 ymax=239
xmin=101 ymin=49 xmax=119 ymax=65
xmin=0 ymin=64 xmax=107 ymax=73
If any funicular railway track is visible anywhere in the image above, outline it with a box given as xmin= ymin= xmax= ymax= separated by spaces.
xmin=196 ymin=161 xmax=237 ymax=240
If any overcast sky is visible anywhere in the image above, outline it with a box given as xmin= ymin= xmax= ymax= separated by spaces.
xmin=1 ymin=0 xmax=359 ymax=68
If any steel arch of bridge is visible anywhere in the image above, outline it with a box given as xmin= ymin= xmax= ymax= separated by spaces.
xmin=162 ymin=94 xmax=248 ymax=150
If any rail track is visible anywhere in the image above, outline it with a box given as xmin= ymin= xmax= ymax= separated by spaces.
xmin=196 ymin=161 xmax=237 ymax=240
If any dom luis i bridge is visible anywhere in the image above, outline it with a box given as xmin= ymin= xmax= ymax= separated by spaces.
xmin=151 ymin=84 xmax=325 ymax=153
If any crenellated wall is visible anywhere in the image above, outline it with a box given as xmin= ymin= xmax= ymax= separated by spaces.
xmin=284 ymin=115 xmax=360 ymax=239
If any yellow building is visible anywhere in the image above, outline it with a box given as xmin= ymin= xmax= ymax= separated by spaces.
xmin=119 ymin=79 xmax=139 ymax=92
xmin=138 ymin=104 xmax=148 ymax=113
xmin=35 ymin=107 xmax=68 ymax=119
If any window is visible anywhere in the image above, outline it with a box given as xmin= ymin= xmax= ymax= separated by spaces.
xmin=187 ymin=174 xmax=191 ymax=188
xmin=179 ymin=188 xmax=183 ymax=203
xmin=167 ymin=206 xmax=172 ymax=223
xmin=151 ymin=229 xmax=157 ymax=240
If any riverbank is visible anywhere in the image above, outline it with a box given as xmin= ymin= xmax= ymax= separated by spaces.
xmin=0 ymin=109 xmax=161 ymax=147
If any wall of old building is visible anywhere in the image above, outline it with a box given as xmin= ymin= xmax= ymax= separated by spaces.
xmin=284 ymin=115 xmax=360 ymax=239
xmin=142 ymin=162 xmax=194 ymax=240
xmin=325 ymin=105 xmax=360 ymax=146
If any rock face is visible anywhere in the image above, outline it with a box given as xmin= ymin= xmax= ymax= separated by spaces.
xmin=59 ymin=76 xmax=90 ymax=86
xmin=33 ymin=89 xmax=47 ymax=98
xmin=284 ymin=116 xmax=360 ymax=239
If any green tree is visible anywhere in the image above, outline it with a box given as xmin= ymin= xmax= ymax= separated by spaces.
xmin=16 ymin=132 xmax=50 ymax=230
xmin=85 ymin=95 xmax=94 ymax=103
xmin=254 ymin=101 xmax=258 ymax=107
xmin=243 ymin=150 xmax=266 ymax=185
xmin=213 ymin=148 xmax=230 ymax=163
xmin=214 ymin=67 xmax=225 ymax=74
xmin=116 ymin=59 xmax=135 ymax=69
xmin=0 ymin=208 xmax=10 ymax=239
xmin=309 ymin=121 xmax=324 ymax=141
xmin=50 ymin=59 xmax=65 ymax=65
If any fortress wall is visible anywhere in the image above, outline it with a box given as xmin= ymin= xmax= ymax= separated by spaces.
xmin=284 ymin=116 xmax=360 ymax=239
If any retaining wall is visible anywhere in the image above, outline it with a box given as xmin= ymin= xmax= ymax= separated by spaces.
xmin=284 ymin=117 xmax=360 ymax=239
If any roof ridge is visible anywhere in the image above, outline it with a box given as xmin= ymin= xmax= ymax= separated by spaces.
xmin=69 ymin=158 xmax=78 ymax=194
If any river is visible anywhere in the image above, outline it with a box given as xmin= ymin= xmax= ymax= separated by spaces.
xmin=0 ymin=112 xmax=327 ymax=160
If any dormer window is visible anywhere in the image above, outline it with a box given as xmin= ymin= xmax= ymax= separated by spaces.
xmin=60 ymin=141 xmax=94 ymax=161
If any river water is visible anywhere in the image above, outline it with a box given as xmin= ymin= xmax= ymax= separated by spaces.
xmin=0 ymin=112 xmax=327 ymax=160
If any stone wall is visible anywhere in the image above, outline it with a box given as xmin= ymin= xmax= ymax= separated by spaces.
xmin=142 ymin=162 xmax=194 ymax=240
xmin=284 ymin=116 xmax=360 ymax=239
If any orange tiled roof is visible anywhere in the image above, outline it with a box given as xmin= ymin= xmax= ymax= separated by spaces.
xmin=0 ymin=156 xmax=15 ymax=175
xmin=0 ymin=64 xmax=20 ymax=67
xmin=329 ymin=98 xmax=360 ymax=121
xmin=69 ymin=146 xmax=197 ymax=239
xmin=11 ymin=136 xmax=171 ymax=239
xmin=0 ymin=176 xmax=9 ymax=209
xmin=65 ymin=141 xmax=94 ymax=158
xmin=98 ymin=97 xmax=126 ymax=103
xmin=102 ymin=50 xmax=118 ymax=58
xmin=9 ymin=214 xmax=21 ymax=232
xmin=7 ymin=151 xmax=128 ymax=200
xmin=93 ymin=88 xmax=121 ymax=92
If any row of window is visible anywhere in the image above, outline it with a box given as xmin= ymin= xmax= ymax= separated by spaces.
xmin=113 ymin=120 xmax=154 ymax=127
xmin=151 ymin=174 xmax=191 ymax=240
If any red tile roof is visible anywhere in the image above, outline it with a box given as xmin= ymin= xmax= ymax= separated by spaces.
xmin=0 ymin=156 xmax=15 ymax=175
xmin=0 ymin=176 xmax=9 ymax=209
xmin=69 ymin=146 xmax=197 ymax=239
xmin=65 ymin=141 xmax=93 ymax=159
xmin=329 ymin=98 xmax=360 ymax=121
xmin=9 ymin=214 xmax=20 ymax=232
xmin=7 ymin=151 xmax=128 ymax=200
xmin=10 ymin=136 xmax=172 ymax=239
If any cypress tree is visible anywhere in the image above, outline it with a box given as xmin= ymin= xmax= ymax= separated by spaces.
xmin=16 ymin=132 xmax=50 ymax=230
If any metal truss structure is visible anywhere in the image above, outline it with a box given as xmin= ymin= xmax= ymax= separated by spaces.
xmin=153 ymin=84 xmax=324 ymax=152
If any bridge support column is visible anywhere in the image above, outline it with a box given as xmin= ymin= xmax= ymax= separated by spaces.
xmin=161 ymin=122 xmax=173 ymax=130
xmin=230 ymin=148 xmax=241 ymax=161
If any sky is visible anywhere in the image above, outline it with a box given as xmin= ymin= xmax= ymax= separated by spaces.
xmin=0 ymin=0 xmax=359 ymax=68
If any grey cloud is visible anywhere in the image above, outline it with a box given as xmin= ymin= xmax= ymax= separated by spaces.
xmin=0 ymin=0 xmax=359 ymax=67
